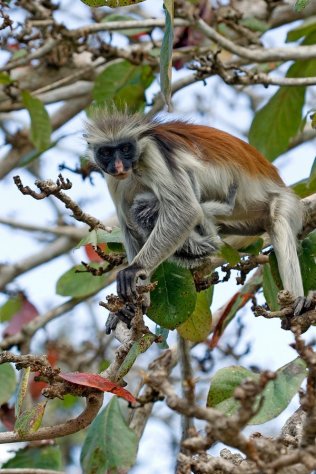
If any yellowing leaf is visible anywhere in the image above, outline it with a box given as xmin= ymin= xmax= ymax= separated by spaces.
xmin=177 ymin=288 xmax=213 ymax=342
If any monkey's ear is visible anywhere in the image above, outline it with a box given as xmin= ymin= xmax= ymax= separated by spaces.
xmin=82 ymin=133 xmax=91 ymax=145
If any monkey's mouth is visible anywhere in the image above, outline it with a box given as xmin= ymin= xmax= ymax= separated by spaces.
xmin=114 ymin=172 xmax=130 ymax=180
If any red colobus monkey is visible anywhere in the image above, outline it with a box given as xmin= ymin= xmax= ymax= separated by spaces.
xmin=85 ymin=108 xmax=305 ymax=330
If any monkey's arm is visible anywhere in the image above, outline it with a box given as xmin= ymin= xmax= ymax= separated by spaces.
xmin=119 ymin=221 xmax=142 ymax=263
xmin=117 ymin=171 xmax=204 ymax=301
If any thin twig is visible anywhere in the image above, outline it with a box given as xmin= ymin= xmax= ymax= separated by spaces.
xmin=13 ymin=175 xmax=111 ymax=231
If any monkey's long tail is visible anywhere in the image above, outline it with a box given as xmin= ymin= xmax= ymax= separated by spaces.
xmin=269 ymin=192 xmax=304 ymax=298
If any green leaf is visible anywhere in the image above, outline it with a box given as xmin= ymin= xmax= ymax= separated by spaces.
xmin=252 ymin=357 xmax=306 ymax=424
xmin=15 ymin=401 xmax=47 ymax=436
xmin=116 ymin=334 xmax=156 ymax=380
xmin=0 ymin=363 xmax=17 ymax=405
xmin=238 ymin=238 xmax=264 ymax=255
xmin=56 ymin=264 xmax=110 ymax=298
xmin=207 ymin=357 xmax=307 ymax=425
xmin=15 ymin=367 xmax=31 ymax=417
xmin=249 ymin=31 xmax=316 ymax=161
xmin=263 ymin=263 xmax=280 ymax=311
xmin=2 ymin=445 xmax=63 ymax=470
xmin=76 ymin=227 xmax=123 ymax=249
xmin=80 ymin=397 xmax=138 ymax=474
xmin=249 ymin=86 xmax=305 ymax=161
xmin=220 ymin=243 xmax=240 ymax=265
xmin=12 ymin=49 xmax=27 ymax=60
xmin=287 ymin=16 xmax=316 ymax=42
xmin=294 ymin=0 xmax=311 ymax=12
xmin=92 ymin=60 xmax=154 ymax=112
xmin=147 ymin=262 xmax=197 ymax=329
xmin=207 ymin=366 xmax=252 ymax=408
xmin=299 ymin=230 xmax=316 ymax=294
xmin=293 ymin=157 xmax=316 ymax=198
xmin=269 ymin=251 xmax=283 ymax=290
xmin=0 ymin=72 xmax=13 ymax=84
xmin=0 ymin=295 xmax=23 ymax=322
xmin=81 ymin=0 xmax=145 ymax=6
xmin=240 ymin=17 xmax=269 ymax=33
xmin=160 ymin=0 xmax=174 ymax=108
xmin=21 ymin=91 xmax=51 ymax=151
xmin=177 ymin=287 xmax=213 ymax=342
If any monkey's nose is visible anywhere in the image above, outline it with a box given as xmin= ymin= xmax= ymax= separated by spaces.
xmin=114 ymin=159 xmax=124 ymax=174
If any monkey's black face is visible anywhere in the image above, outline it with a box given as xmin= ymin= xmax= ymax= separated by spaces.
xmin=94 ymin=140 xmax=138 ymax=179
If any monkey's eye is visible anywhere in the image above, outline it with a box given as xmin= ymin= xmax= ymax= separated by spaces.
xmin=120 ymin=144 xmax=131 ymax=153
xmin=97 ymin=146 xmax=111 ymax=159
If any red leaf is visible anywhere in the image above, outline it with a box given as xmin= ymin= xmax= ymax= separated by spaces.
xmin=30 ymin=347 xmax=59 ymax=400
xmin=210 ymin=292 xmax=252 ymax=349
xmin=29 ymin=378 xmax=47 ymax=401
xmin=3 ymin=296 xmax=39 ymax=337
xmin=60 ymin=372 xmax=136 ymax=404
xmin=84 ymin=243 xmax=107 ymax=263
xmin=0 ymin=403 xmax=16 ymax=430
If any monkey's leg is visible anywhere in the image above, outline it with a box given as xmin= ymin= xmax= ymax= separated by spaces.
xmin=131 ymin=186 xmax=238 ymax=256
xmin=172 ymin=183 xmax=239 ymax=267
xmin=201 ymin=182 xmax=238 ymax=217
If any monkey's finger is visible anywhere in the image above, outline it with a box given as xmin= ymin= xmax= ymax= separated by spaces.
xmin=127 ymin=267 xmax=139 ymax=299
xmin=116 ymin=311 xmax=133 ymax=327
xmin=105 ymin=306 xmax=136 ymax=333
xmin=293 ymin=297 xmax=305 ymax=316
xmin=105 ymin=313 xmax=120 ymax=334
xmin=121 ymin=272 xmax=133 ymax=300
xmin=117 ymin=271 xmax=123 ymax=299
xmin=128 ymin=272 xmax=138 ymax=299
xmin=117 ymin=270 xmax=129 ymax=300
xmin=293 ymin=296 xmax=312 ymax=317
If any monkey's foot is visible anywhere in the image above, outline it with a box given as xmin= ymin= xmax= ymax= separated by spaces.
xmin=281 ymin=296 xmax=314 ymax=331
xmin=293 ymin=296 xmax=313 ymax=317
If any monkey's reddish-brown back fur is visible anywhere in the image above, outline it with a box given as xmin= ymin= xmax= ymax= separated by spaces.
xmin=153 ymin=121 xmax=283 ymax=184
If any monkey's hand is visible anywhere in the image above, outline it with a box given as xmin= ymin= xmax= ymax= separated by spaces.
xmin=105 ymin=304 xmax=136 ymax=334
xmin=117 ymin=264 xmax=148 ymax=302
xmin=105 ymin=297 xmax=150 ymax=334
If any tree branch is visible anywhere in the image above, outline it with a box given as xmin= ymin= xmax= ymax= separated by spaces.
xmin=0 ymin=470 xmax=64 ymax=474
xmin=197 ymin=18 xmax=316 ymax=62
xmin=0 ymin=236 xmax=76 ymax=291
xmin=64 ymin=18 xmax=189 ymax=38
xmin=0 ymin=217 xmax=86 ymax=239
xmin=0 ymin=392 xmax=103 ymax=444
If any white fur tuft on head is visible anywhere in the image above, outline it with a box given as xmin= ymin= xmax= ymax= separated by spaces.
xmin=84 ymin=104 xmax=152 ymax=145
